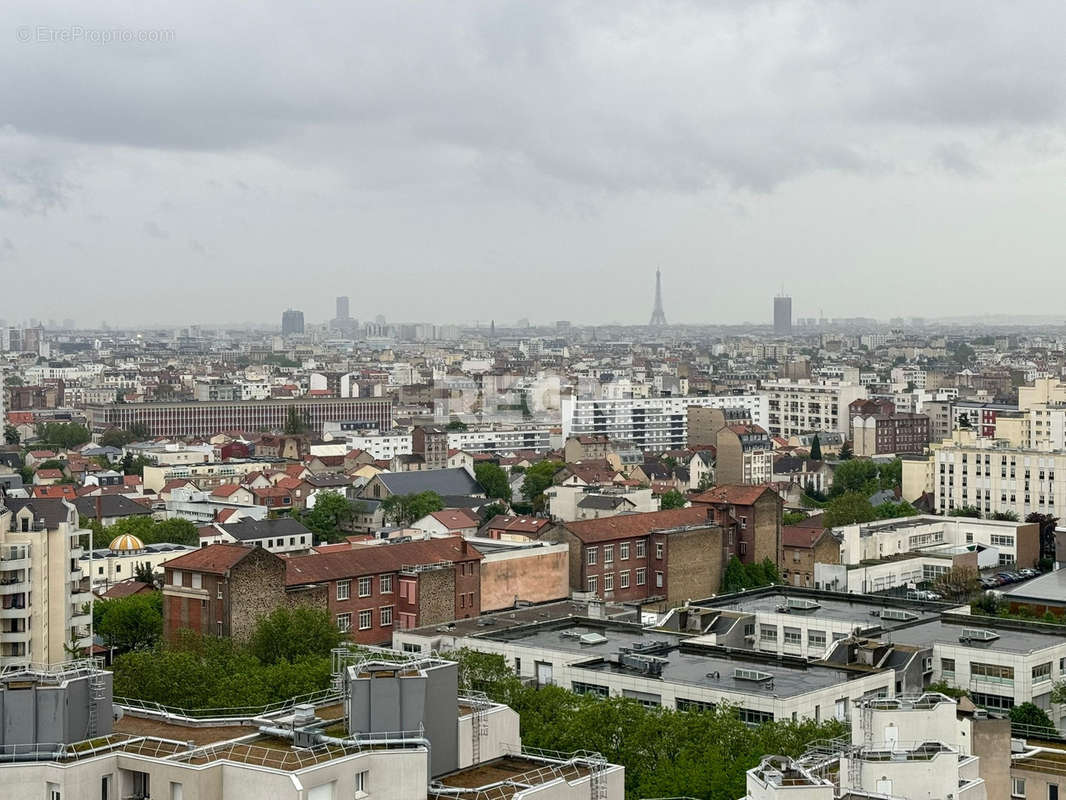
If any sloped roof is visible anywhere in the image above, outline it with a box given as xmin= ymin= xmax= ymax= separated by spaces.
xmin=375 ymin=468 xmax=483 ymax=497
xmin=481 ymin=514 xmax=551 ymax=534
xmin=691 ymin=484 xmax=780 ymax=506
xmin=286 ymin=536 xmax=482 ymax=585
xmin=163 ymin=543 xmax=265 ymax=574
xmin=562 ymin=506 xmax=711 ymax=543
xmin=72 ymin=494 xmax=153 ymax=519
xmin=217 ymin=517 xmax=312 ymax=542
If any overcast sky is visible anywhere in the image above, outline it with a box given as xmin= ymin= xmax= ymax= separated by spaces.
xmin=4 ymin=1 xmax=1066 ymax=328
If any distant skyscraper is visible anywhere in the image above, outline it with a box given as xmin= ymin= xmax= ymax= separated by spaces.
xmin=281 ymin=308 xmax=305 ymax=336
xmin=773 ymin=294 xmax=792 ymax=335
xmin=336 ymin=296 xmax=350 ymax=320
xmin=648 ymin=269 xmax=667 ymax=326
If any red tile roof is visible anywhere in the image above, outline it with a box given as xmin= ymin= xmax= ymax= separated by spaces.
xmin=483 ymin=515 xmax=551 ymax=534
xmin=691 ymin=484 xmax=780 ymax=506
xmin=163 ymin=543 xmax=260 ymax=574
xmin=212 ymin=484 xmax=241 ymax=497
xmin=426 ymin=508 xmax=481 ymax=529
xmin=562 ymin=507 xmax=711 ymax=543
xmin=35 ymin=469 xmax=64 ymax=479
xmin=286 ymin=536 xmax=482 ymax=586
xmin=101 ymin=580 xmax=154 ymax=599
xmin=32 ymin=485 xmax=78 ymax=499
xmin=782 ymin=524 xmax=827 ymax=549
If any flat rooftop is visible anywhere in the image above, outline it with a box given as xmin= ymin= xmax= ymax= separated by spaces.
xmin=407 ymin=599 xmax=636 ymax=638
xmin=574 ymin=645 xmax=868 ymax=699
xmin=433 ymin=756 xmax=591 ymax=800
xmin=1004 ymin=569 xmax=1066 ymax=604
xmin=696 ymin=591 xmax=941 ymax=631
xmin=479 ymin=619 xmax=686 ymax=655
xmin=884 ymin=619 xmax=1065 ymax=654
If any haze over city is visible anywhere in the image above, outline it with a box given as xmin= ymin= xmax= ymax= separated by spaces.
xmin=6 ymin=1 xmax=1066 ymax=325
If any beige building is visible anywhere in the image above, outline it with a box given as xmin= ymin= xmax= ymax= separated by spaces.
xmin=715 ymin=424 xmax=774 ymax=485
xmin=142 ymin=460 xmax=277 ymax=492
xmin=0 ymin=498 xmax=92 ymax=665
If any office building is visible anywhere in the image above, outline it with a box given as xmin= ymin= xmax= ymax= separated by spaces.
xmin=281 ymin=308 xmax=305 ymax=336
xmin=562 ymin=393 xmax=769 ymax=452
xmin=335 ymin=295 xmax=349 ymax=320
xmin=85 ymin=397 xmax=392 ymax=438
xmin=773 ymin=295 xmax=792 ymax=335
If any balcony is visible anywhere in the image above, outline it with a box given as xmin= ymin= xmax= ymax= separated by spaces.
xmin=0 ymin=606 xmax=28 ymax=620
xmin=0 ymin=579 xmax=30 ymax=596
xmin=0 ymin=629 xmax=31 ymax=644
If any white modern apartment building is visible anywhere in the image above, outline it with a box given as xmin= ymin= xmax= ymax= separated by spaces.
xmin=324 ymin=428 xmax=413 ymax=460
xmin=763 ymin=379 xmax=867 ymax=438
xmin=561 ymin=393 xmax=769 ymax=452
xmin=742 ymin=693 xmax=990 ymax=800
xmin=0 ymin=498 xmax=91 ymax=665
xmin=445 ymin=424 xmax=554 ymax=454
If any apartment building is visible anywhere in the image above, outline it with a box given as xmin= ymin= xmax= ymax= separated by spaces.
xmin=561 ymin=393 xmax=769 ymax=452
xmin=687 ymin=405 xmax=754 ymax=448
xmin=445 ymin=424 xmax=553 ymax=454
xmin=849 ymin=398 xmax=930 ymax=456
xmin=715 ymin=424 xmax=774 ymax=485
xmin=545 ymin=484 xmax=659 ymax=522
xmin=742 ymin=692 xmax=1003 ymax=800
xmin=762 ymin=379 xmax=867 ymax=439
xmin=142 ymin=459 xmax=278 ymax=492
xmin=691 ymin=484 xmax=783 ymax=567
xmin=0 ymin=498 xmax=91 ymax=665
xmin=331 ymin=428 xmax=413 ymax=460
xmin=924 ymin=430 xmax=1066 ymax=519
xmin=542 ymin=507 xmax=725 ymax=609
xmin=84 ymin=397 xmax=393 ymax=437
xmin=0 ymin=654 xmax=624 ymax=800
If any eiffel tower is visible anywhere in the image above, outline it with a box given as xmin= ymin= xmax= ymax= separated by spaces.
xmin=648 ymin=269 xmax=667 ymax=326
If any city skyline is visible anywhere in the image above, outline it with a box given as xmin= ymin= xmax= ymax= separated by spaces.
xmin=7 ymin=2 xmax=1066 ymax=324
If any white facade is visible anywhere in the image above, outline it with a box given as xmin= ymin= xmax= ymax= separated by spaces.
xmin=561 ymin=393 xmax=769 ymax=452
xmin=763 ymin=379 xmax=867 ymax=438
xmin=445 ymin=426 xmax=552 ymax=454
xmin=335 ymin=430 xmax=413 ymax=460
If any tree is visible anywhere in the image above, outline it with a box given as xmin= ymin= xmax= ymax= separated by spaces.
xmin=933 ymin=565 xmax=979 ymax=597
xmin=2 ymin=424 xmax=19 ymax=445
xmin=35 ymin=421 xmax=90 ymax=450
xmin=838 ymin=441 xmax=853 ymax=460
xmin=127 ymin=422 xmax=150 ymax=440
xmin=478 ymin=501 xmax=509 ymax=524
xmin=300 ymin=491 xmax=353 ymax=542
xmin=873 ymin=500 xmax=919 ymax=519
xmin=133 ymin=561 xmax=157 ymax=586
xmin=248 ymin=607 xmax=342 ymax=665
xmin=830 ymin=460 xmax=880 ymax=497
xmin=474 ymin=462 xmax=511 ymax=501
xmin=96 ymin=592 xmax=163 ymax=651
xmin=990 ymin=510 xmax=1019 ymax=521
xmin=521 ymin=460 xmax=564 ymax=510
xmin=722 ymin=556 xmax=749 ymax=593
xmin=100 ymin=428 xmax=134 ymax=448
xmin=782 ymin=511 xmax=808 ymax=527
xmin=948 ymin=505 xmax=982 ymax=519
xmin=1010 ymin=702 xmax=1055 ymax=732
xmin=381 ymin=491 xmax=444 ymax=526
xmin=926 ymin=680 xmax=968 ymax=699
xmin=957 ymin=414 xmax=972 ymax=429
xmin=659 ymin=489 xmax=687 ymax=510
xmin=809 ymin=434 xmax=822 ymax=461
xmin=445 ymin=420 xmax=469 ymax=431
xmin=822 ymin=492 xmax=876 ymax=528
xmin=283 ymin=406 xmax=308 ymax=435
xmin=1026 ymin=513 xmax=1060 ymax=563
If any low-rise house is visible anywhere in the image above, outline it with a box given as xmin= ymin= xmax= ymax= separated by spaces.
xmin=198 ymin=517 xmax=314 ymax=553
xmin=479 ymin=514 xmax=553 ymax=541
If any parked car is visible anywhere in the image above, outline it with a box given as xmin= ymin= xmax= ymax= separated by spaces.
xmin=979 ymin=577 xmax=999 ymax=589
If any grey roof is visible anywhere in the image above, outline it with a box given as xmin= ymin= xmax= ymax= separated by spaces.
xmin=374 ymin=468 xmax=483 ymax=498
xmin=217 ymin=517 xmax=312 ymax=542
xmin=886 ymin=619 xmax=1065 ymax=654
xmin=0 ymin=452 xmax=23 ymax=469
xmin=1003 ymin=569 xmax=1066 ymax=605
xmin=3 ymin=497 xmax=73 ymax=529
xmin=305 ymin=474 xmax=353 ymax=488
xmin=438 ymin=494 xmax=486 ymax=509
xmin=72 ymin=495 xmax=153 ymax=519
xmin=868 ymin=489 xmax=897 ymax=506
xmin=699 ymin=591 xmax=942 ymax=631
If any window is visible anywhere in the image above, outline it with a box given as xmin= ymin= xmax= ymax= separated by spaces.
xmin=101 ymin=775 xmax=112 ymax=800
xmin=677 ymin=698 xmax=716 ymax=713
xmin=971 ymin=662 xmax=1013 ymax=685
xmin=358 ymin=609 xmax=372 ymax=630
xmin=655 ymin=571 xmax=663 ymax=588
xmin=48 ymin=783 xmax=61 ymax=800
xmin=783 ymin=628 xmax=801 ymax=646
xmin=619 ymin=570 xmax=630 ymax=589
xmin=655 ymin=542 xmax=664 ymax=559
xmin=636 ymin=568 xmax=646 ymax=585
xmin=380 ymin=575 xmax=393 ymax=594
xmin=620 ymin=542 xmax=630 ymax=560
xmin=604 ymin=545 xmax=614 ymax=564
xmin=337 ymin=580 xmax=351 ymax=601
xmin=170 ymin=782 xmax=184 ymax=800
xmin=808 ymin=630 xmax=826 ymax=648
xmin=336 ymin=613 xmax=351 ymax=632
xmin=217 ymin=583 xmax=223 ymax=600
xmin=1011 ymin=778 xmax=1026 ymax=798
xmin=738 ymin=708 xmax=774 ymax=725
xmin=991 ymin=534 xmax=1014 ymax=547
xmin=586 ymin=548 xmax=597 ymax=565
xmin=587 ymin=575 xmax=598 ymax=593
xmin=1034 ymin=662 xmax=1053 ymax=683
xmin=635 ymin=540 xmax=646 ymax=558
xmin=572 ymin=681 xmax=610 ymax=698
xmin=604 ymin=573 xmax=614 ymax=592
xmin=380 ymin=606 xmax=393 ymax=626
xmin=216 ymin=621 xmax=223 ymax=636
xmin=354 ymin=770 xmax=368 ymax=795
xmin=760 ymin=625 xmax=777 ymax=642
xmin=971 ymin=691 xmax=1014 ymax=710
xmin=941 ymin=658 xmax=955 ymax=677
xmin=358 ymin=576 xmax=372 ymax=597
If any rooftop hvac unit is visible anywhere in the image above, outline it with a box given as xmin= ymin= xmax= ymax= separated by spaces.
xmin=734 ymin=667 xmax=774 ymax=682
xmin=959 ymin=628 xmax=999 ymax=643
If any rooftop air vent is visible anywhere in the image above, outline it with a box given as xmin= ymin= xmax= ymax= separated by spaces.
xmin=879 ymin=609 xmax=919 ymax=622
xmin=960 ymin=628 xmax=999 ymax=643
xmin=734 ymin=668 xmax=773 ymax=682
xmin=785 ymin=598 xmax=820 ymax=611
xmin=579 ymin=632 xmax=609 ymax=645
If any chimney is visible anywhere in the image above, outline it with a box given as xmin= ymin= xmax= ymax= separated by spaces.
xmin=460 ymin=538 xmax=468 ymax=556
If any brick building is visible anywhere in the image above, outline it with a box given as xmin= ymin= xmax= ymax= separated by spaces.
xmin=541 ymin=507 xmax=726 ymax=610
xmin=690 ymin=484 xmax=783 ymax=567
xmin=849 ymin=399 xmax=931 ymax=457
xmin=162 ymin=544 xmax=324 ymax=642
xmin=285 ymin=536 xmax=484 ymax=644
xmin=780 ymin=516 xmax=841 ymax=588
